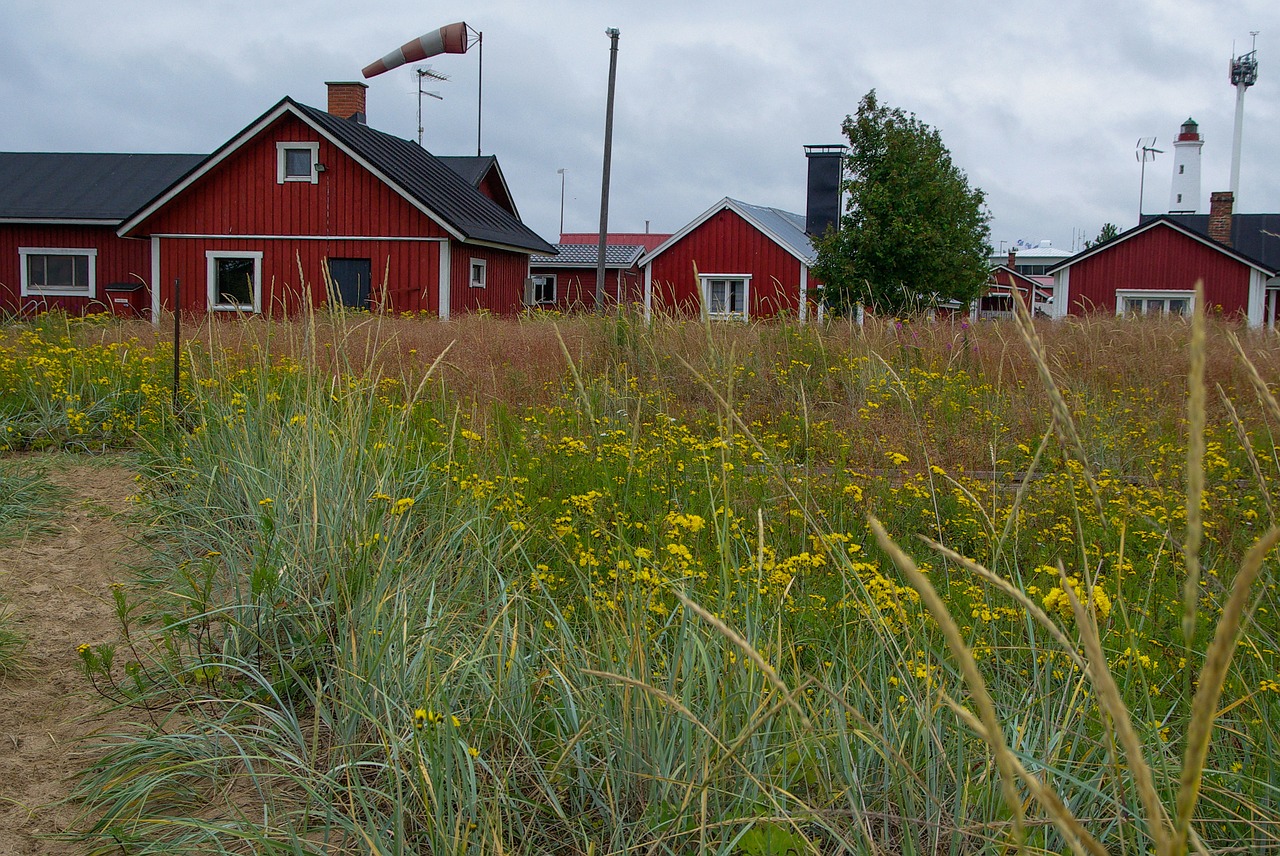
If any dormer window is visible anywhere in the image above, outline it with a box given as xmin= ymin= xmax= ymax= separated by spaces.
xmin=276 ymin=142 xmax=320 ymax=184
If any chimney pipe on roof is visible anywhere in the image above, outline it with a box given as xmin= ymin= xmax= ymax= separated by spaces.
xmin=327 ymin=81 xmax=368 ymax=124
xmin=1209 ymin=190 xmax=1234 ymax=246
xmin=803 ymin=144 xmax=845 ymax=238
xmin=1007 ymin=249 xmax=1017 ymax=269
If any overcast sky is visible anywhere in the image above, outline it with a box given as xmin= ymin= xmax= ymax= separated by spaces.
xmin=2 ymin=0 xmax=1276 ymax=254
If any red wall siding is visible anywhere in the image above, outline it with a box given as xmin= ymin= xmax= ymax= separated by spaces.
xmin=476 ymin=171 xmax=516 ymax=216
xmin=450 ymin=244 xmax=529 ymax=315
xmin=155 ymin=236 xmax=442 ymax=316
xmin=646 ymin=209 xmax=803 ymax=318
xmin=1067 ymin=226 xmax=1252 ymax=316
xmin=527 ymin=265 xmax=642 ymax=311
xmin=0 ymin=224 xmax=150 ymax=316
xmin=136 ymin=114 xmax=450 ymax=240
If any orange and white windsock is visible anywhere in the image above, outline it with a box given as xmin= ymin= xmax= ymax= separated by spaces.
xmin=362 ymin=22 xmax=469 ymax=79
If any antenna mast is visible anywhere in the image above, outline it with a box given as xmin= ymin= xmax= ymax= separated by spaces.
xmin=416 ymin=67 xmax=448 ymax=147
xmin=1229 ymin=31 xmax=1260 ymax=202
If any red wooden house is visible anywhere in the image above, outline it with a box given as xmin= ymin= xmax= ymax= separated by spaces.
xmin=528 ymin=242 xmax=647 ymax=310
xmin=118 ymin=83 xmax=554 ymax=319
xmin=641 ymin=198 xmax=819 ymax=322
xmin=0 ymin=153 xmax=201 ymax=316
xmin=1045 ymin=197 xmax=1279 ymax=327
xmin=973 ymin=255 xmax=1053 ymax=320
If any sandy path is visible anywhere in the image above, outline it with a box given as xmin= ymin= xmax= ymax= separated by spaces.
xmin=0 ymin=458 xmax=142 ymax=855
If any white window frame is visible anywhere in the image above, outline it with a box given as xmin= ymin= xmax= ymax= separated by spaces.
xmin=699 ymin=274 xmax=751 ymax=321
xmin=532 ymin=273 xmax=556 ymax=304
xmin=1115 ymin=289 xmax=1194 ymax=318
xmin=206 ymin=250 xmax=263 ymax=313
xmin=19 ymin=247 xmax=97 ymax=298
xmin=276 ymin=141 xmax=320 ymax=184
xmin=469 ymin=258 xmax=487 ymax=289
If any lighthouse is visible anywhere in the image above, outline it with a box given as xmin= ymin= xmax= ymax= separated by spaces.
xmin=1168 ymin=118 xmax=1203 ymax=214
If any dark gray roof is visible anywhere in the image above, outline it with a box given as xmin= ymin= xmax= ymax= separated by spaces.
xmin=0 ymin=152 xmax=203 ymax=221
xmin=293 ymin=102 xmax=553 ymax=254
xmin=1144 ymin=212 xmax=1280 ymax=270
xmin=436 ymin=155 xmax=497 ymax=187
xmin=530 ymin=243 xmax=645 ymax=267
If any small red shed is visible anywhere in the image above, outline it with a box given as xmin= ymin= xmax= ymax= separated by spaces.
xmin=641 ymin=198 xmax=819 ymax=322
xmin=528 ymin=242 xmax=647 ymax=310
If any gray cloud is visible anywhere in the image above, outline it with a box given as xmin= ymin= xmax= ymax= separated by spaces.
xmin=3 ymin=0 xmax=1275 ymax=253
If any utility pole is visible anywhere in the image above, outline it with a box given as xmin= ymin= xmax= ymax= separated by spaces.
xmin=595 ymin=28 xmax=620 ymax=314
xmin=558 ymin=168 xmax=567 ymax=237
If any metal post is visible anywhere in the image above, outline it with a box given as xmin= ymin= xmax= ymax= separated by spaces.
xmin=595 ymin=28 xmax=620 ymax=314
xmin=558 ymin=168 xmax=567 ymax=237
xmin=172 ymin=278 xmax=181 ymax=419
xmin=476 ymin=30 xmax=483 ymax=156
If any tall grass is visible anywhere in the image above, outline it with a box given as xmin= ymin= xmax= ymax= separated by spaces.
xmin=2 ymin=307 xmax=1278 ymax=852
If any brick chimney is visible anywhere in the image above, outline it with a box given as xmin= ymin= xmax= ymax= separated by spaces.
xmin=1208 ymin=191 xmax=1234 ymax=246
xmin=1007 ymin=248 xmax=1017 ymax=269
xmin=326 ymin=81 xmax=368 ymax=124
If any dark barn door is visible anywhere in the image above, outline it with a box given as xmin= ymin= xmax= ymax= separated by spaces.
xmin=329 ymin=258 xmax=372 ymax=309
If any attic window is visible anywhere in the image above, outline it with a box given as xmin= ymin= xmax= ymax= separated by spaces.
xmin=470 ymin=258 xmax=487 ymax=289
xmin=19 ymin=247 xmax=96 ymax=298
xmin=277 ymin=142 xmax=319 ymax=184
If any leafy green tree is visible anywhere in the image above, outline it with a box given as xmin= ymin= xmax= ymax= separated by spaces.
xmin=813 ymin=90 xmax=991 ymax=316
xmin=1083 ymin=222 xmax=1120 ymax=249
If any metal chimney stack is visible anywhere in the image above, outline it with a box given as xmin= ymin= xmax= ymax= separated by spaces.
xmin=803 ymin=145 xmax=845 ymax=238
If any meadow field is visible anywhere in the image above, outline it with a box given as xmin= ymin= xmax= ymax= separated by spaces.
xmin=1 ymin=303 xmax=1278 ymax=855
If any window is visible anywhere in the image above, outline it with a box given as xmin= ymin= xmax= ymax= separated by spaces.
xmin=206 ymin=251 xmax=263 ymax=313
xmin=276 ymin=141 xmax=319 ymax=183
xmin=1116 ymin=290 xmax=1193 ymax=318
xmin=532 ymin=274 xmax=556 ymax=304
xmin=700 ymin=275 xmax=750 ymax=320
xmin=469 ymin=258 xmax=487 ymax=289
xmin=19 ymin=248 xmax=97 ymax=298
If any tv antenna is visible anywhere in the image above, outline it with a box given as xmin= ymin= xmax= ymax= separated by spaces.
xmin=416 ymin=66 xmax=449 ymax=147
xmin=1135 ymin=137 xmax=1163 ymax=222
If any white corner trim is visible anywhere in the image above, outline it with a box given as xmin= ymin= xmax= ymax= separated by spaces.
xmin=438 ymin=241 xmax=451 ymax=320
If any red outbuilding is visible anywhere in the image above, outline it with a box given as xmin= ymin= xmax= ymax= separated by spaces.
xmin=528 ymin=242 xmax=648 ymax=310
xmin=1046 ymin=199 xmax=1279 ymax=327
xmin=641 ymin=198 xmax=820 ymax=322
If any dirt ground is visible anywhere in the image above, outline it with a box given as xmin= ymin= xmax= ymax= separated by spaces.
xmin=0 ymin=458 xmax=142 ymax=855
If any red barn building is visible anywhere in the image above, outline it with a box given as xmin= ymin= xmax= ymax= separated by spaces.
xmin=120 ymin=83 xmax=553 ymax=319
xmin=641 ymin=198 xmax=819 ymax=321
xmin=0 ymin=153 xmax=201 ymax=316
xmin=1046 ymin=199 xmax=1279 ymax=326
